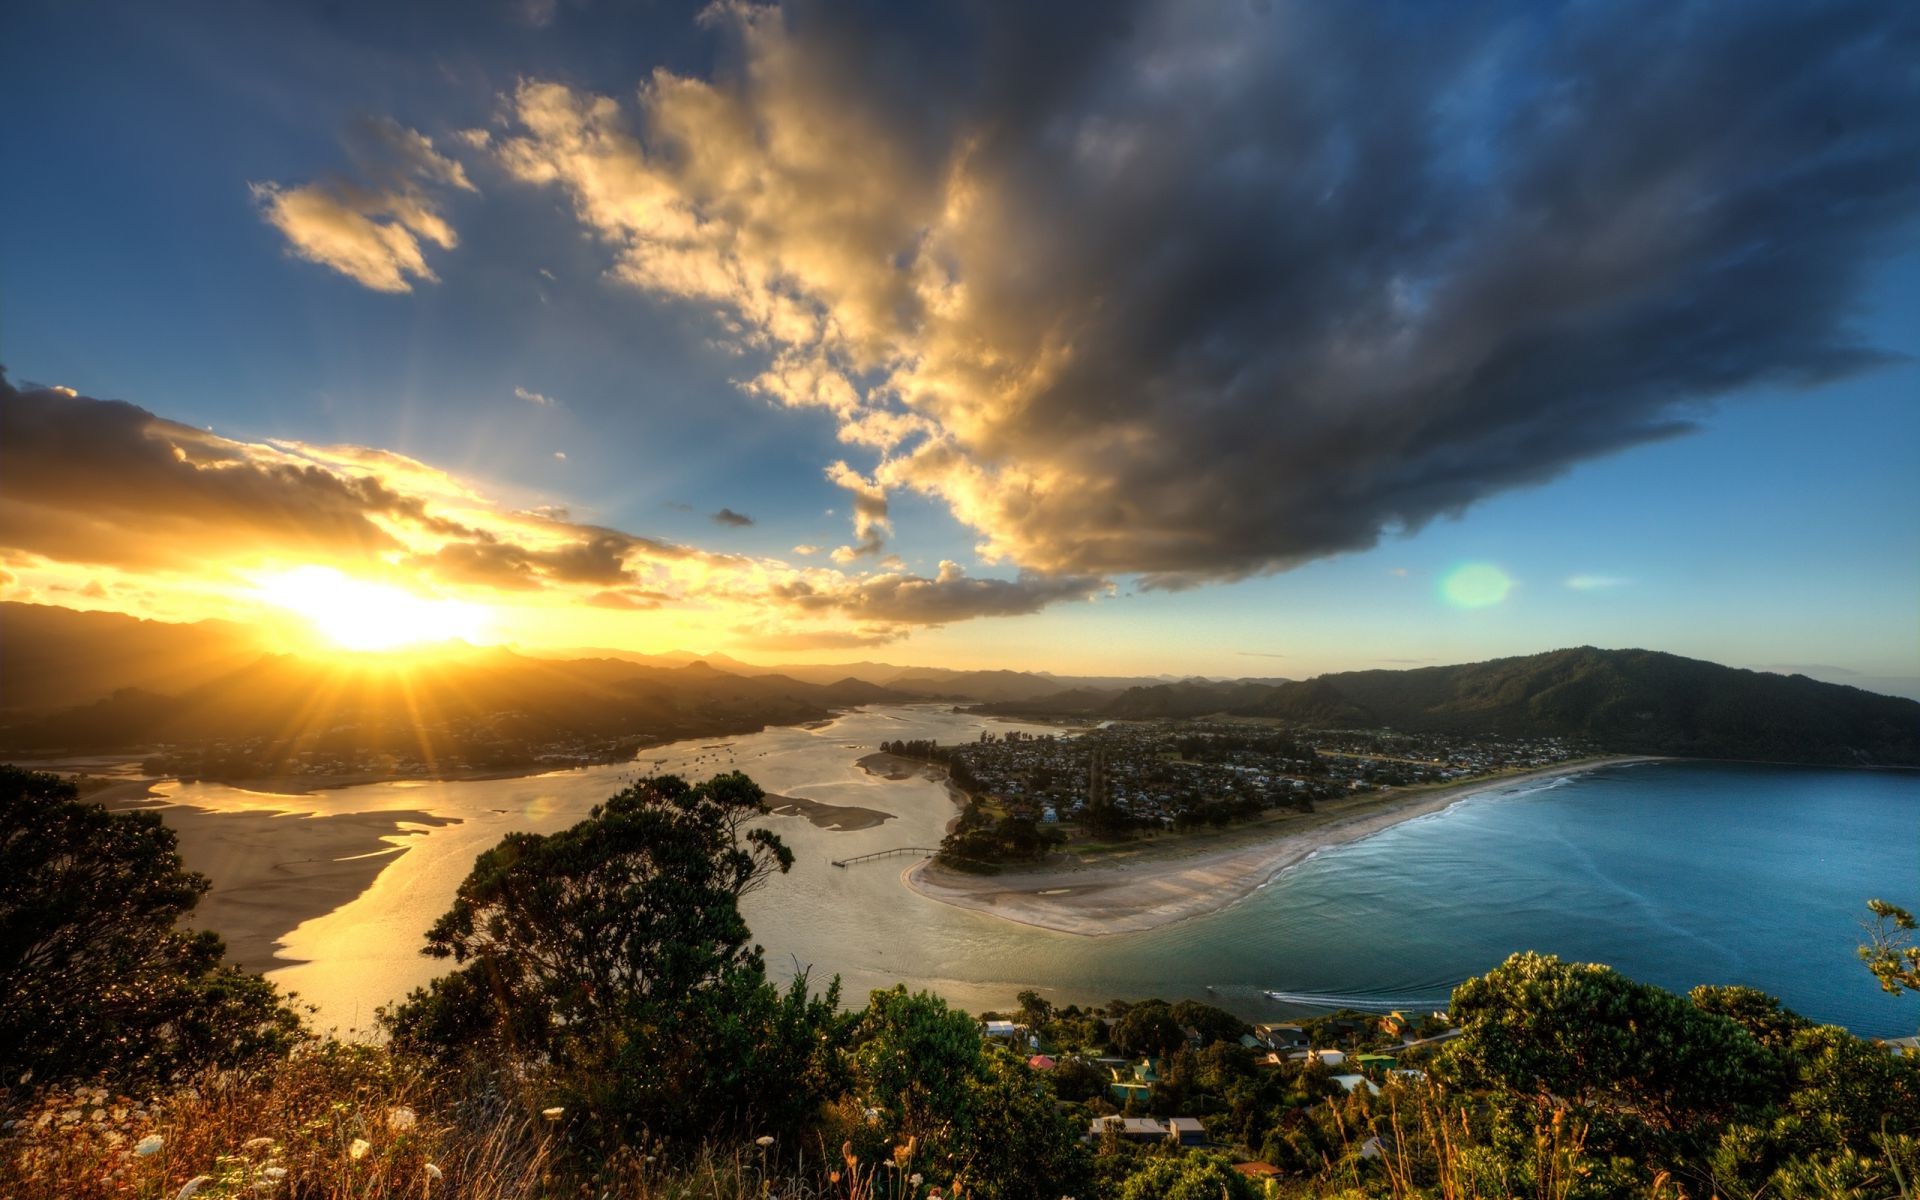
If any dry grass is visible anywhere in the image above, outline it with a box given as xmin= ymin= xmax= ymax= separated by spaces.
xmin=0 ymin=1049 xmax=959 ymax=1200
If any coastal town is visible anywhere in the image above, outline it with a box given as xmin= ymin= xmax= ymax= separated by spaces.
xmin=889 ymin=720 xmax=1589 ymax=866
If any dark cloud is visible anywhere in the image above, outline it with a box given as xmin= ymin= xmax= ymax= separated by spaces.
xmin=501 ymin=0 xmax=1920 ymax=586
xmin=711 ymin=507 xmax=756 ymax=527
xmin=775 ymin=561 xmax=1105 ymax=626
xmin=1 ymin=376 xmax=413 ymax=569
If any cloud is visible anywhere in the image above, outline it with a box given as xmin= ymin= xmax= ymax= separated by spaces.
xmin=1565 ymin=574 xmax=1631 ymax=591
xmin=553 ymin=451 xmax=567 ymax=460
xmin=711 ymin=507 xmax=756 ymax=527
xmin=492 ymin=0 xmax=1919 ymax=587
xmin=791 ymin=544 xmax=821 ymax=556
xmin=0 ymin=373 xmax=1102 ymax=636
xmin=731 ymin=627 xmax=903 ymax=652
xmin=823 ymin=461 xmax=890 ymax=562
xmin=515 ymin=386 xmax=557 ymax=407
xmin=254 ymin=117 xmax=474 ymax=292
xmin=772 ymin=560 xmax=1105 ymax=626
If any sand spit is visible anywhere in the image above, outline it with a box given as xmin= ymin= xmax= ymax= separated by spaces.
xmin=766 ymin=792 xmax=896 ymax=831
xmin=905 ymin=757 xmax=1663 ymax=936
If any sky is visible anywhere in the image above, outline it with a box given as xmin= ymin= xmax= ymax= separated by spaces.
xmin=2 ymin=0 xmax=1916 ymax=693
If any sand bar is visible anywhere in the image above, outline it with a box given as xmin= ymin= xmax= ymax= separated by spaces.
xmin=766 ymin=792 xmax=896 ymax=831
xmin=102 ymin=791 xmax=458 ymax=971
xmin=905 ymin=756 xmax=1662 ymax=936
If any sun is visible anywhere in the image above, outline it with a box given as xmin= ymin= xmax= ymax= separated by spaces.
xmin=255 ymin=566 xmax=489 ymax=653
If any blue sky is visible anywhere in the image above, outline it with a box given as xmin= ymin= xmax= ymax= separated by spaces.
xmin=3 ymin=0 xmax=1915 ymax=692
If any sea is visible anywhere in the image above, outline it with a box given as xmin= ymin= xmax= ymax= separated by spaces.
xmin=149 ymin=704 xmax=1919 ymax=1037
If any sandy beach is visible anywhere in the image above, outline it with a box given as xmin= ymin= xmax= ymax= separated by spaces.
xmin=905 ymin=756 xmax=1662 ymax=936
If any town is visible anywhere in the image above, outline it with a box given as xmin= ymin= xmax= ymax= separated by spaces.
xmin=892 ymin=720 xmax=1590 ymax=867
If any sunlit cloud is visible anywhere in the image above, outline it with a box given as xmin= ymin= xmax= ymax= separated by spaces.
xmin=515 ymin=386 xmax=557 ymax=407
xmin=488 ymin=0 xmax=1916 ymax=589
xmin=253 ymin=117 xmax=473 ymax=292
xmin=0 ymin=374 xmax=1103 ymax=653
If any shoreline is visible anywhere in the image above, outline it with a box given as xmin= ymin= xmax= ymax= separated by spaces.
xmin=904 ymin=755 xmax=1665 ymax=937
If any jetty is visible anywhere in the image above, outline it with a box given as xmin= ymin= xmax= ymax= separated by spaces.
xmin=832 ymin=846 xmax=939 ymax=868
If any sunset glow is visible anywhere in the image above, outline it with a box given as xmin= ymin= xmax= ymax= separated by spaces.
xmin=255 ymin=567 xmax=491 ymax=653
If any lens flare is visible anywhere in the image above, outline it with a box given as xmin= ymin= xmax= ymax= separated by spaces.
xmin=256 ymin=566 xmax=488 ymax=652
xmin=1439 ymin=563 xmax=1512 ymax=608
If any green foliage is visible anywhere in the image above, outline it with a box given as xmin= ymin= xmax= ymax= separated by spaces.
xmin=384 ymin=772 xmax=848 ymax=1151
xmin=0 ymin=765 xmax=302 ymax=1087
xmin=387 ymin=772 xmax=793 ymax=1056
xmin=1440 ymin=952 xmax=1775 ymax=1134
xmin=1118 ymin=1150 xmax=1259 ymax=1200
xmin=851 ymin=987 xmax=1090 ymax=1199
xmin=1111 ymin=1000 xmax=1187 ymax=1059
xmin=1860 ymin=898 xmax=1920 ymax=997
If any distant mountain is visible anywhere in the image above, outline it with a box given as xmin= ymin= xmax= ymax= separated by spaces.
xmin=980 ymin=647 xmax=1920 ymax=767
xmin=0 ymin=604 xmax=912 ymax=759
xmin=0 ymin=602 xmax=265 ymax=712
xmin=522 ymin=646 xmax=1170 ymax=701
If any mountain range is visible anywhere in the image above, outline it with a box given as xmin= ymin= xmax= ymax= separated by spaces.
xmin=2 ymin=603 xmax=1915 ymax=768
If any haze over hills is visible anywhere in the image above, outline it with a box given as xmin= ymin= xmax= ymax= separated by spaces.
xmin=4 ymin=603 xmax=1915 ymax=770
xmin=529 ymin=643 xmax=1184 ymax=701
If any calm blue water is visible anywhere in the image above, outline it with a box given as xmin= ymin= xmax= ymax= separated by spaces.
xmin=880 ymin=760 xmax=1920 ymax=1036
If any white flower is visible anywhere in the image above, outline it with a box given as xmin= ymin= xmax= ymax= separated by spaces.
xmin=176 ymin=1176 xmax=213 ymax=1200
xmin=135 ymin=1134 xmax=164 ymax=1157
xmin=910 ymin=1174 xmax=924 ymax=1186
xmin=349 ymin=1137 xmax=371 ymax=1161
xmin=424 ymin=1163 xmax=443 ymax=1182
xmin=386 ymin=1106 xmax=417 ymax=1132
xmin=755 ymin=1135 xmax=775 ymax=1147
xmin=541 ymin=1106 xmax=565 ymax=1120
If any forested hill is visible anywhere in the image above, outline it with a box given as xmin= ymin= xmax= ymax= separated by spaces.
xmin=980 ymin=647 xmax=1920 ymax=766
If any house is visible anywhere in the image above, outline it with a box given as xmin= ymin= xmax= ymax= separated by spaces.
xmin=1027 ymin=1054 xmax=1056 ymax=1071
xmin=1330 ymin=1074 xmax=1381 ymax=1095
xmin=1167 ymin=1117 xmax=1207 ymax=1146
xmin=1308 ymin=1048 xmax=1346 ymax=1068
xmin=1254 ymin=1023 xmax=1307 ymax=1049
xmin=1883 ymin=1036 xmax=1920 ymax=1058
xmin=983 ymin=1019 xmax=1018 ymax=1039
xmin=1088 ymin=1116 xmax=1175 ymax=1143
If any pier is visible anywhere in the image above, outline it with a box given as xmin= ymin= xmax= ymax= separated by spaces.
xmin=831 ymin=846 xmax=939 ymax=868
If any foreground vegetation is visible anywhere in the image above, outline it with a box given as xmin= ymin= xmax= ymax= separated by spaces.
xmin=4 ymin=764 xmax=1917 ymax=1198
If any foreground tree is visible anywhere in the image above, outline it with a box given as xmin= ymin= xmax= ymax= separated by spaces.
xmin=1440 ymin=952 xmax=1775 ymax=1135
xmin=852 ymin=987 xmax=1091 ymax=1199
xmin=0 ymin=765 xmax=300 ymax=1086
xmin=1860 ymin=898 xmax=1920 ymax=998
xmin=385 ymin=772 xmax=848 ymax=1148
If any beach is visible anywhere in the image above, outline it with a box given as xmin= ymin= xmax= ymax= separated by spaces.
xmin=904 ymin=756 xmax=1663 ymax=936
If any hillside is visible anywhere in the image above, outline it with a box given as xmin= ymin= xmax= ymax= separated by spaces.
xmin=0 ymin=604 xmax=909 ymax=761
xmin=982 ymin=647 xmax=1920 ymax=766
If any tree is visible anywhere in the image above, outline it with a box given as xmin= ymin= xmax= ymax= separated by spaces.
xmin=1440 ymin=952 xmax=1775 ymax=1134
xmin=0 ymin=765 xmax=301 ymax=1086
xmin=1860 ymin=899 xmax=1920 ymax=997
xmin=1118 ymin=1151 xmax=1260 ymax=1200
xmin=388 ymin=772 xmax=793 ymax=1055
xmin=384 ymin=773 xmax=837 ymax=1149
xmin=1112 ymin=1000 xmax=1187 ymax=1059
xmin=852 ymin=988 xmax=1089 ymax=1199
